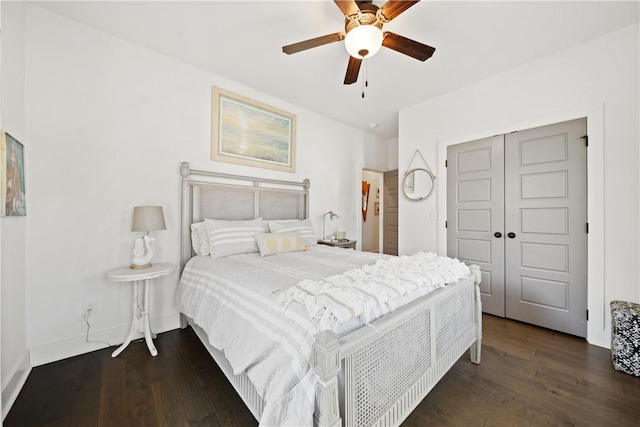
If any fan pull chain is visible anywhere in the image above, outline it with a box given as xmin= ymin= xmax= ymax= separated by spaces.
xmin=362 ymin=59 xmax=369 ymax=99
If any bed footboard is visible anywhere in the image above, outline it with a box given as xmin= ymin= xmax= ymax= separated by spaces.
xmin=313 ymin=331 xmax=342 ymax=427
xmin=470 ymin=266 xmax=483 ymax=364
xmin=313 ymin=267 xmax=482 ymax=427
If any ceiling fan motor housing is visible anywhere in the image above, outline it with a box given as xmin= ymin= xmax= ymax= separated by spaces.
xmin=345 ymin=3 xmax=383 ymax=33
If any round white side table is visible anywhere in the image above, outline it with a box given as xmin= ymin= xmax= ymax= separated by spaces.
xmin=106 ymin=262 xmax=176 ymax=357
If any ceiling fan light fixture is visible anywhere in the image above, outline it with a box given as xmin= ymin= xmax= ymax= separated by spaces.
xmin=344 ymin=24 xmax=383 ymax=59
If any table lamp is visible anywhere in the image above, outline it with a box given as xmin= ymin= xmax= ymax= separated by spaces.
xmin=131 ymin=205 xmax=166 ymax=269
xmin=322 ymin=210 xmax=339 ymax=240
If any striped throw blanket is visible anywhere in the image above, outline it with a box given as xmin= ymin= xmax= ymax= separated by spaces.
xmin=276 ymin=251 xmax=470 ymax=332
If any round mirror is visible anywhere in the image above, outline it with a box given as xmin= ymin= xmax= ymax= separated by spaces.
xmin=402 ymin=168 xmax=435 ymax=200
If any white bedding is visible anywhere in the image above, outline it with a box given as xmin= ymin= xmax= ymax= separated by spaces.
xmin=177 ymin=246 xmax=470 ymax=426
xmin=277 ymin=251 xmax=470 ymax=332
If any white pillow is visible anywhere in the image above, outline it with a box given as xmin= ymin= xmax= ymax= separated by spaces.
xmin=190 ymin=221 xmax=210 ymax=256
xmin=205 ymin=217 xmax=264 ymax=258
xmin=254 ymin=232 xmax=306 ymax=257
xmin=268 ymin=218 xmax=317 ymax=247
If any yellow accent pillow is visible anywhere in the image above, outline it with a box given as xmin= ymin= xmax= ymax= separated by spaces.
xmin=254 ymin=232 xmax=305 ymax=257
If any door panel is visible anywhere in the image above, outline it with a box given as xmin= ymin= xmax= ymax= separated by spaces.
xmin=521 ymin=208 xmax=568 ymax=234
xmin=458 ymin=209 xmax=491 ymax=232
xmin=458 ymin=179 xmax=492 ymax=201
xmin=504 ymin=118 xmax=587 ymax=337
xmin=521 ymin=171 xmax=568 ymax=199
xmin=447 ymin=136 xmax=505 ymax=317
xmin=521 ymin=276 xmax=567 ymax=309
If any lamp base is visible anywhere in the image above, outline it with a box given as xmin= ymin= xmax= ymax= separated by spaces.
xmin=130 ymin=263 xmax=152 ymax=270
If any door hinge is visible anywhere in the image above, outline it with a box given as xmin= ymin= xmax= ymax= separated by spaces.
xmin=586 ymin=223 xmax=589 ymax=233
xmin=581 ymin=135 xmax=589 ymax=147
xmin=586 ymin=309 xmax=589 ymax=321
xmin=445 ymin=159 xmax=448 ymax=168
xmin=445 ymin=220 xmax=448 ymax=229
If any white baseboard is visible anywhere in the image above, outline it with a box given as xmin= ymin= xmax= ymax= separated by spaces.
xmin=29 ymin=312 xmax=181 ymax=367
xmin=588 ymin=327 xmax=611 ymax=349
xmin=2 ymin=349 xmax=31 ymax=420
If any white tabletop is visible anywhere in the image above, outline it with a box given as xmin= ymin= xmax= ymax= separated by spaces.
xmin=106 ymin=263 xmax=177 ymax=282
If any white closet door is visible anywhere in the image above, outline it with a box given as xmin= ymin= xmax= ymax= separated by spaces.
xmin=447 ymin=135 xmax=505 ymax=316
xmin=504 ymin=118 xmax=588 ymax=337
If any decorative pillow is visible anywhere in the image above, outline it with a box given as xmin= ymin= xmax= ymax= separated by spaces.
xmin=268 ymin=218 xmax=317 ymax=247
xmin=204 ymin=217 xmax=264 ymax=258
xmin=190 ymin=221 xmax=210 ymax=256
xmin=254 ymin=232 xmax=305 ymax=257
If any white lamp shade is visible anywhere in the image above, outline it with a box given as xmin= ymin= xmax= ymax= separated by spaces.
xmin=132 ymin=206 xmax=166 ymax=232
xmin=344 ymin=25 xmax=383 ymax=59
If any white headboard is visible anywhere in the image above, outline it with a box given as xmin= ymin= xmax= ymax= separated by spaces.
xmin=179 ymin=162 xmax=310 ymax=270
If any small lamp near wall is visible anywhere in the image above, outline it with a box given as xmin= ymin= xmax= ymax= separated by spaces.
xmin=131 ymin=206 xmax=166 ymax=269
xmin=322 ymin=210 xmax=339 ymax=240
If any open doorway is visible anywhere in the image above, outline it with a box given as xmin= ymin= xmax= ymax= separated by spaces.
xmin=361 ymin=169 xmax=384 ymax=253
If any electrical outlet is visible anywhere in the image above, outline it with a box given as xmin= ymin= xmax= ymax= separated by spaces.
xmin=83 ymin=300 xmax=98 ymax=316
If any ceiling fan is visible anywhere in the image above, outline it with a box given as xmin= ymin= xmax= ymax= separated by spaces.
xmin=282 ymin=0 xmax=436 ymax=85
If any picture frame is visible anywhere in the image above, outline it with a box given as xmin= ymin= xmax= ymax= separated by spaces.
xmin=362 ymin=181 xmax=370 ymax=221
xmin=211 ymin=86 xmax=296 ymax=172
xmin=1 ymin=131 xmax=26 ymax=216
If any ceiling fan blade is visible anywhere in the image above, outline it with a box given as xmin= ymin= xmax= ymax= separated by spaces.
xmin=334 ymin=0 xmax=360 ymax=17
xmin=382 ymin=32 xmax=435 ymax=61
xmin=379 ymin=0 xmax=420 ymax=21
xmin=344 ymin=56 xmax=362 ymax=85
xmin=282 ymin=32 xmax=345 ymax=55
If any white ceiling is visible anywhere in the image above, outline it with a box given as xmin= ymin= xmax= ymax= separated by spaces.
xmin=33 ymin=1 xmax=639 ymax=139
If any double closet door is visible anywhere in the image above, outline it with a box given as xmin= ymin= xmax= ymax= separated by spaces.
xmin=447 ymin=118 xmax=587 ymax=337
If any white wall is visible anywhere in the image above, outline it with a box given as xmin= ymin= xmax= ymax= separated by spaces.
xmin=22 ymin=5 xmax=379 ymax=366
xmin=398 ymin=23 xmax=639 ymax=348
xmin=1 ymin=0 xmax=30 ymax=418
xmin=363 ymin=137 xmax=390 ymax=172
xmin=387 ymin=138 xmax=399 ymax=171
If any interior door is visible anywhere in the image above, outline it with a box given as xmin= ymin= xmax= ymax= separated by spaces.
xmin=383 ymin=170 xmax=398 ymax=255
xmin=447 ymin=136 xmax=505 ymax=316
xmin=504 ymin=118 xmax=588 ymax=337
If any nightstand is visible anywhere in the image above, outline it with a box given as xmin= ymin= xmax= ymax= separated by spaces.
xmin=106 ymin=263 xmax=176 ymax=357
xmin=317 ymin=239 xmax=357 ymax=250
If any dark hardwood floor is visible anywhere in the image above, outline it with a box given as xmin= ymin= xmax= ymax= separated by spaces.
xmin=5 ymin=314 xmax=640 ymax=426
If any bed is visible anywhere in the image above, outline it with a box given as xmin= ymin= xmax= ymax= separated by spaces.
xmin=177 ymin=162 xmax=482 ymax=427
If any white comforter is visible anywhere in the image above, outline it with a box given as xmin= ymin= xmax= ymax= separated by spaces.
xmin=177 ymin=246 xmax=470 ymax=426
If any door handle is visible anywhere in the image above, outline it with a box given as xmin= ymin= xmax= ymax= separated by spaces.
xmin=507 ymin=232 xmax=516 ymax=239
xmin=494 ymin=232 xmax=502 ymax=238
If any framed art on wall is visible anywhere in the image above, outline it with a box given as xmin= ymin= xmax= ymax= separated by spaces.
xmin=211 ymin=87 xmax=296 ymax=172
xmin=1 ymin=131 xmax=26 ymax=216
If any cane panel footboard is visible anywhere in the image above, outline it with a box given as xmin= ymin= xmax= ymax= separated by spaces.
xmin=335 ymin=275 xmax=477 ymax=427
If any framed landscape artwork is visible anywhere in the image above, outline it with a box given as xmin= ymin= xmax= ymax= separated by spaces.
xmin=1 ymin=131 xmax=26 ymax=216
xmin=211 ymin=87 xmax=296 ymax=172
